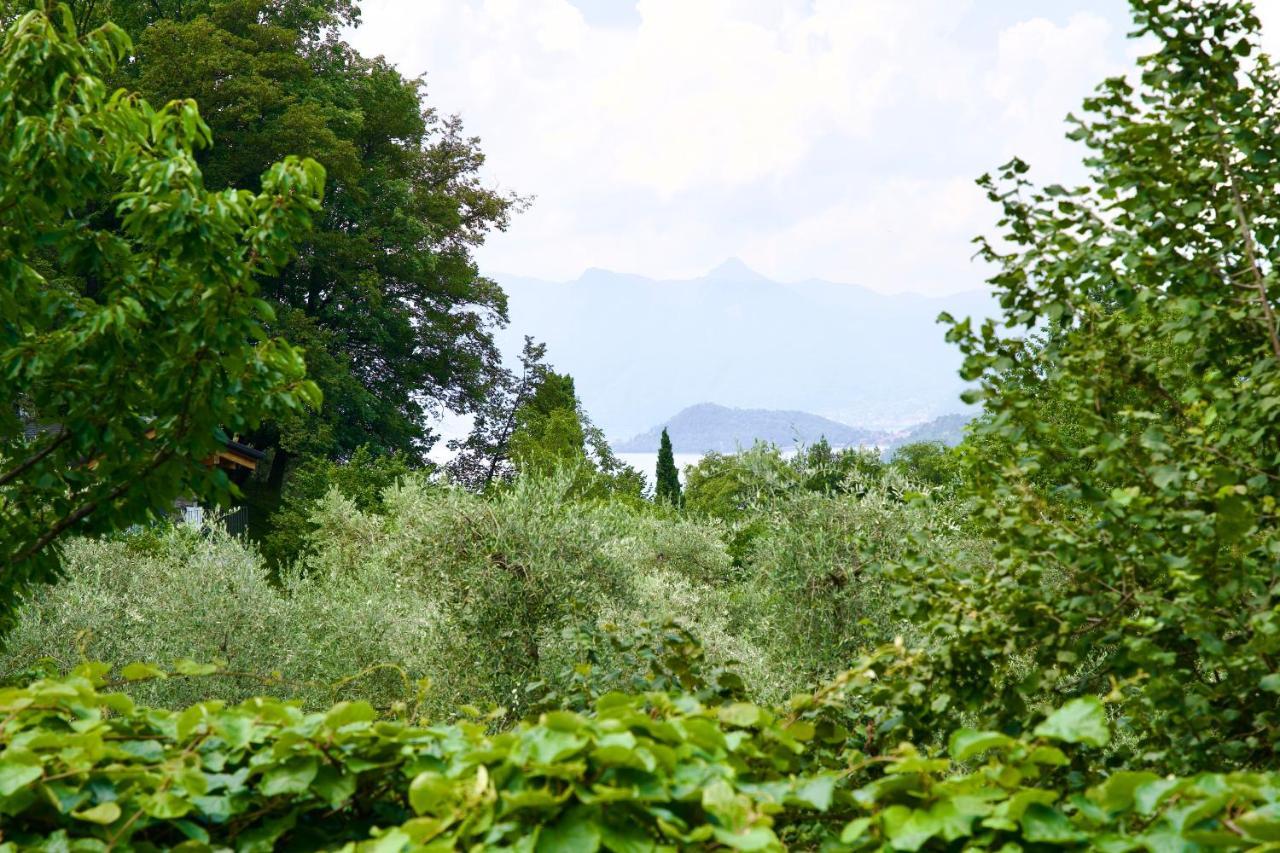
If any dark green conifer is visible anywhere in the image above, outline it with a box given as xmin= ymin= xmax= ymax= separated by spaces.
xmin=655 ymin=428 xmax=682 ymax=506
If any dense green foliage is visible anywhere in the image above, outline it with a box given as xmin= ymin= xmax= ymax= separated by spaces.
xmin=133 ymin=1 xmax=516 ymax=475
xmin=506 ymin=370 xmax=645 ymax=501
xmin=510 ymin=373 xmax=588 ymax=476
xmin=0 ymin=4 xmax=321 ymax=632
xmin=260 ymin=445 xmax=411 ymax=566
xmin=1 ymin=463 xmax=956 ymax=714
xmin=9 ymin=0 xmax=1280 ymax=848
xmin=4 ymin=0 xmax=522 ymax=501
xmin=5 ymin=660 xmax=1280 ymax=850
xmin=871 ymin=0 xmax=1280 ymax=773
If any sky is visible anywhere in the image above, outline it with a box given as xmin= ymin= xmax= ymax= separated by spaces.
xmin=346 ymin=1 xmax=1280 ymax=296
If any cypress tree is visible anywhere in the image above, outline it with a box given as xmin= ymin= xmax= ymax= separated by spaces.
xmin=655 ymin=428 xmax=682 ymax=506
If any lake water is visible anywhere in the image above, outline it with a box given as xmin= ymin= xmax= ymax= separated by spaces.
xmin=616 ymin=452 xmax=706 ymax=484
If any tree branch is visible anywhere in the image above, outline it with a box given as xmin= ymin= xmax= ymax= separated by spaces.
xmin=0 ymin=430 xmax=70 ymax=488
xmin=9 ymin=450 xmax=174 ymax=568
xmin=1221 ymin=156 xmax=1280 ymax=362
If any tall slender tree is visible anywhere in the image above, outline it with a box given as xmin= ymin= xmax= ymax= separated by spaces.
xmin=655 ymin=428 xmax=681 ymax=506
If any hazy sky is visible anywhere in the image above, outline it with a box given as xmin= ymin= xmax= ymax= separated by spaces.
xmin=346 ymin=1 xmax=1280 ymax=295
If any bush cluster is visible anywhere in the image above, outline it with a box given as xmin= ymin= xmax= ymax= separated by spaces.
xmin=3 ymin=463 xmax=949 ymax=718
xmin=4 ymin=660 xmax=1278 ymax=850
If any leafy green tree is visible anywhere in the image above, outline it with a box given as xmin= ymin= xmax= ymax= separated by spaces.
xmin=655 ymin=427 xmax=682 ymax=506
xmin=683 ymin=444 xmax=798 ymax=523
xmin=0 ymin=4 xmax=322 ymax=632
xmin=23 ymin=0 xmax=524 ymax=495
xmin=873 ymin=0 xmax=1280 ymax=771
xmin=261 ymin=446 xmax=411 ymax=567
xmin=506 ymin=370 xmax=644 ymax=500
xmin=448 ymin=337 xmax=549 ymax=491
xmin=793 ymin=438 xmax=886 ymax=496
xmin=889 ymin=440 xmax=962 ymax=490
xmin=509 ymin=372 xmax=587 ymax=476
xmin=20 ymin=0 xmax=361 ymax=39
xmin=581 ymin=416 xmax=647 ymax=502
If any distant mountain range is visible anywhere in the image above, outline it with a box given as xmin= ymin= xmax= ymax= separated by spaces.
xmin=616 ymin=403 xmax=877 ymax=453
xmin=493 ymin=259 xmax=993 ymax=440
xmin=884 ymin=413 xmax=970 ymax=451
xmin=617 ymin=404 xmax=971 ymax=455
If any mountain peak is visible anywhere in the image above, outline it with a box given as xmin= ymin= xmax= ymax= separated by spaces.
xmin=615 ymin=402 xmax=879 ymax=453
xmin=705 ymin=257 xmax=770 ymax=283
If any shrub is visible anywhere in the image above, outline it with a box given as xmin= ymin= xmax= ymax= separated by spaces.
xmin=2 ymin=661 xmax=1275 ymax=850
xmin=0 ymin=527 xmax=437 ymax=712
xmin=0 ymin=473 xmax=755 ymax=717
xmin=260 ymin=446 xmax=413 ymax=567
xmin=889 ymin=441 xmax=964 ymax=490
xmin=729 ymin=484 xmax=975 ymax=696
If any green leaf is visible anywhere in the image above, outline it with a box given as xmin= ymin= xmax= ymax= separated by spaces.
xmin=702 ymin=780 xmax=749 ymax=829
xmin=116 ymin=740 xmax=165 ymax=763
xmin=142 ymin=791 xmax=191 ymax=819
xmin=358 ymin=827 xmax=413 ymax=853
xmin=1027 ymin=745 xmax=1068 ymax=766
xmin=260 ymin=757 xmax=318 ymax=796
xmin=948 ymin=729 xmax=1014 ymax=762
xmin=1020 ymin=803 xmax=1085 ymax=843
xmin=788 ymin=775 xmax=837 ymax=811
xmin=409 ymin=772 xmax=454 ymax=815
xmin=528 ymin=728 xmax=588 ymax=765
xmin=840 ymin=817 xmax=872 ymax=843
xmin=311 ymin=765 xmax=356 ymax=808
xmin=72 ymin=801 xmax=122 ymax=824
xmin=1033 ymin=697 xmax=1110 ymax=747
xmin=711 ymin=826 xmax=781 ymax=851
xmin=536 ymin=806 xmax=602 ymax=852
xmin=120 ymin=662 xmax=167 ymax=681
xmin=717 ymin=703 xmax=762 ymax=728
xmin=1132 ymin=778 xmax=1186 ymax=816
xmin=0 ymin=761 xmax=42 ymax=797
xmin=881 ymin=800 xmax=976 ymax=851
xmin=1089 ymin=771 xmax=1161 ymax=813
xmin=1237 ymin=803 xmax=1280 ymax=841
xmin=323 ymin=701 xmax=376 ymax=730
xmin=173 ymin=659 xmax=219 ymax=677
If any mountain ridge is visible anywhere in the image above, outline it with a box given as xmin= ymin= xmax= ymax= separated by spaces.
xmin=617 ymin=404 xmax=971 ymax=455
xmin=616 ymin=403 xmax=879 ymax=454
xmin=493 ymin=260 xmax=994 ymax=439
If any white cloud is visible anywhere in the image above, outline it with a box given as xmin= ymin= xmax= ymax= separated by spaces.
xmin=750 ymin=176 xmax=991 ymax=292
xmin=347 ymin=1 xmax=1136 ymax=293
xmin=1254 ymin=1 xmax=1280 ymax=57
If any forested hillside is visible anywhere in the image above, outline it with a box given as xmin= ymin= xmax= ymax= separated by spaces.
xmin=3 ymin=1 xmax=1280 ymax=850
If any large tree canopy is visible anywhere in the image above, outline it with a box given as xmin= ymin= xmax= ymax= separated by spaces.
xmin=858 ymin=0 xmax=1280 ymax=773
xmin=24 ymin=0 xmax=522 ymax=486
xmin=0 ymin=4 xmax=323 ymax=631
